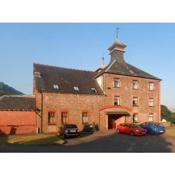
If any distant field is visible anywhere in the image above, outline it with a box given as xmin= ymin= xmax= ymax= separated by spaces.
xmin=164 ymin=127 xmax=175 ymax=137
xmin=0 ymin=134 xmax=63 ymax=145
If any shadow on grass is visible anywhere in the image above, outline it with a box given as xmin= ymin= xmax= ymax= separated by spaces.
xmin=0 ymin=130 xmax=8 ymax=144
xmin=20 ymin=135 xmax=60 ymax=145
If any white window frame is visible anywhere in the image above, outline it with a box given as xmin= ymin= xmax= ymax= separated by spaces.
xmin=149 ymin=98 xmax=154 ymax=107
xmin=114 ymin=79 xmax=120 ymax=88
xmin=132 ymin=80 xmax=138 ymax=90
xmin=82 ymin=112 xmax=89 ymax=124
xmin=114 ymin=96 xmax=120 ymax=106
xmin=148 ymin=113 xmax=154 ymax=122
xmin=149 ymin=82 xmax=155 ymax=91
xmin=132 ymin=97 xmax=139 ymax=107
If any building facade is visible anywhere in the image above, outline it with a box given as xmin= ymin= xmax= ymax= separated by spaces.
xmin=0 ymin=95 xmax=36 ymax=135
xmin=33 ymin=38 xmax=161 ymax=133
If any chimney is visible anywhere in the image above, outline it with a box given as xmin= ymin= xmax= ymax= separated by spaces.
xmin=108 ymin=38 xmax=127 ymax=63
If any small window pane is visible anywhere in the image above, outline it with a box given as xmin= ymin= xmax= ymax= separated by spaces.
xmin=148 ymin=113 xmax=154 ymax=121
xmin=82 ymin=112 xmax=88 ymax=124
xmin=114 ymin=96 xmax=120 ymax=106
xmin=133 ymin=114 xmax=139 ymax=123
xmin=48 ymin=112 xmax=56 ymax=125
xmin=133 ymin=97 xmax=138 ymax=106
xmin=149 ymin=83 xmax=155 ymax=91
xmin=149 ymin=98 xmax=154 ymax=107
xmin=114 ymin=79 xmax=120 ymax=88
xmin=61 ymin=112 xmax=68 ymax=125
xmin=132 ymin=80 xmax=138 ymax=89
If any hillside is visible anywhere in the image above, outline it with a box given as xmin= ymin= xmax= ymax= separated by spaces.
xmin=0 ymin=82 xmax=23 ymax=96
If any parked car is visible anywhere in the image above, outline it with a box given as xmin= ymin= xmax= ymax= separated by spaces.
xmin=59 ymin=124 xmax=80 ymax=138
xmin=82 ymin=123 xmax=99 ymax=133
xmin=140 ymin=122 xmax=166 ymax=135
xmin=117 ymin=124 xmax=147 ymax=136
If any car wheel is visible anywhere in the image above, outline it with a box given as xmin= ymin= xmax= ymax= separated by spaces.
xmin=63 ymin=134 xmax=67 ymax=139
xmin=130 ymin=132 xmax=135 ymax=136
xmin=116 ymin=129 xmax=120 ymax=134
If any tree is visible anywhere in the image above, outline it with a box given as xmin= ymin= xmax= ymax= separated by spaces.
xmin=161 ymin=105 xmax=175 ymax=122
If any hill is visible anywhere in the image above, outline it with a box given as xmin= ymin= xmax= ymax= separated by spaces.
xmin=0 ymin=82 xmax=23 ymax=96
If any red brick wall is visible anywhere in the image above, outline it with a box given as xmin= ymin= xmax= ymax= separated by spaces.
xmin=39 ymin=93 xmax=104 ymax=133
xmin=0 ymin=111 xmax=36 ymax=135
xmin=34 ymin=73 xmax=161 ymax=132
xmin=101 ymin=73 xmax=161 ymax=123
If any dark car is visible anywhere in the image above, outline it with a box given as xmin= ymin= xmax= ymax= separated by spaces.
xmin=59 ymin=124 xmax=80 ymax=138
xmin=82 ymin=123 xmax=99 ymax=133
xmin=140 ymin=122 xmax=166 ymax=135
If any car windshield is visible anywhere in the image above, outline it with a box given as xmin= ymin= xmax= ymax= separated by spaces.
xmin=65 ymin=124 xmax=77 ymax=128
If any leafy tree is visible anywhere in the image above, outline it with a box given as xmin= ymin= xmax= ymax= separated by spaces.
xmin=161 ymin=105 xmax=175 ymax=122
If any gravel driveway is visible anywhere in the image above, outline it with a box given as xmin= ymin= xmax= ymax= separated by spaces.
xmin=0 ymin=130 xmax=175 ymax=152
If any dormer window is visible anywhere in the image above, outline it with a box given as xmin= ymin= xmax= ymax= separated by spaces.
xmin=74 ymin=86 xmax=79 ymax=91
xmin=53 ymin=84 xmax=59 ymax=90
xmin=91 ymin=88 xmax=97 ymax=93
xmin=34 ymin=71 xmax=41 ymax=78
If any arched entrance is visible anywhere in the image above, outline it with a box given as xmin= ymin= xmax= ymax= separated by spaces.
xmin=107 ymin=111 xmax=130 ymax=129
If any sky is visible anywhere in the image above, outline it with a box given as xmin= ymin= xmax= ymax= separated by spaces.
xmin=0 ymin=23 xmax=174 ymax=110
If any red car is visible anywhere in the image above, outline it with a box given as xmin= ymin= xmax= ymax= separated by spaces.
xmin=117 ymin=124 xmax=147 ymax=136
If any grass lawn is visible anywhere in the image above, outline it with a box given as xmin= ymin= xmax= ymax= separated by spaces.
xmin=0 ymin=134 xmax=63 ymax=145
xmin=164 ymin=127 xmax=175 ymax=137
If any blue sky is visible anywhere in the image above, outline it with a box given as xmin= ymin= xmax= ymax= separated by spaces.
xmin=0 ymin=23 xmax=174 ymax=110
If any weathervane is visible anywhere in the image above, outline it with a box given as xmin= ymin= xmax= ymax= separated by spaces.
xmin=116 ymin=27 xmax=120 ymax=38
xmin=102 ymin=57 xmax=105 ymax=65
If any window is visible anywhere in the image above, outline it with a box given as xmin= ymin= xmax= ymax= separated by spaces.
xmin=149 ymin=98 xmax=154 ymax=107
xmin=74 ymin=86 xmax=79 ymax=91
xmin=61 ymin=112 xmax=68 ymax=125
xmin=132 ymin=80 xmax=138 ymax=89
xmin=148 ymin=113 xmax=154 ymax=122
xmin=132 ymin=97 xmax=139 ymax=106
xmin=114 ymin=96 xmax=120 ymax=106
xmin=149 ymin=82 xmax=155 ymax=91
xmin=133 ymin=113 xmax=139 ymax=123
xmin=82 ymin=112 xmax=88 ymax=124
xmin=48 ymin=112 xmax=56 ymax=125
xmin=114 ymin=79 xmax=120 ymax=88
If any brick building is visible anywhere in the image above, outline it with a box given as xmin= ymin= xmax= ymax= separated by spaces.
xmin=0 ymin=95 xmax=36 ymax=135
xmin=34 ymin=38 xmax=161 ymax=133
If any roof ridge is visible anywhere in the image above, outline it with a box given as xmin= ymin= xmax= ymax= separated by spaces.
xmin=33 ymin=62 xmax=95 ymax=73
xmin=0 ymin=95 xmax=35 ymax=98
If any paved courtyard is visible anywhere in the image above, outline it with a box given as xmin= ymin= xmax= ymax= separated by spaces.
xmin=0 ymin=130 xmax=175 ymax=153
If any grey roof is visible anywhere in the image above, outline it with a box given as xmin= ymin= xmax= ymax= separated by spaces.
xmin=0 ymin=95 xmax=36 ymax=111
xmin=34 ymin=63 xmax=104 ymax=96
xmin=96 ymin=59 xmax=161 ymax=80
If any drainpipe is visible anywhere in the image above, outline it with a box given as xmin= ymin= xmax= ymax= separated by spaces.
xmin=40 ymin=91 xmax=44 ymax=133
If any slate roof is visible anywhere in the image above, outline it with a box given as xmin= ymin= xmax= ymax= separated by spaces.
xmin=95 ymin=59 xmax=161 ymax=80
xmin=33 ymin=63 xmax=104 ymax=96
xmin=0 ymin=95 xmax=36 ymax=111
